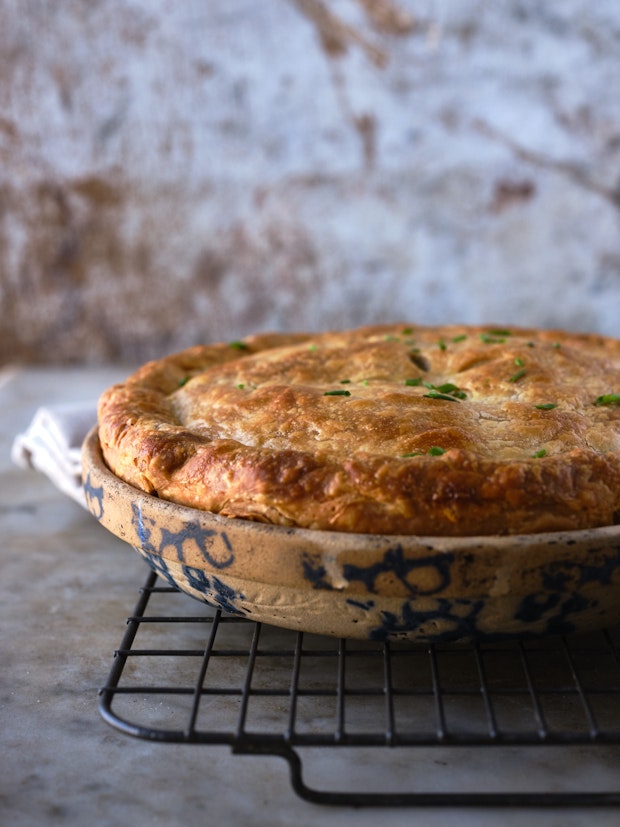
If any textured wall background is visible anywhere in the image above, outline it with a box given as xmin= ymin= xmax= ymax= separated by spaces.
xmin=1 ymin=0 xmax=620 ymax=364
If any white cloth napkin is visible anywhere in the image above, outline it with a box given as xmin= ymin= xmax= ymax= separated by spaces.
xmin=11 ymin=404 xmax=97 ymax=507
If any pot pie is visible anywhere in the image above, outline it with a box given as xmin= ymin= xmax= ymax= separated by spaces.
xmin=97 ymin=323 xmax=620 ymax=537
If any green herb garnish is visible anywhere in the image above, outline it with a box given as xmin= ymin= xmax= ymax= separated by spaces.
xmin=430 ymin=382 xmax=466 ymax=399
xmin=514 ymin=357 xmax=525 ymax=367
xmin=509 ymin=368 xmax=527 ymax=383
xmin=480 ymin=333 xmax=506 ymax=344
xmin=324 ymin=389 xmax=351 ymax=397
xmin=435 ymin=382 xmax=462 ymax=395
xmin=340 ymin=379 xmax=351 ymax=384
xmin=419 ymin=381 xmax=467 ymax=401
xmin=405 ymin=377 xmax=423 ymax=386
xmin=236 ymin=383 xmax=245 ymax=389
xmin=488 ymin=328 xmax=512 ymax=336
xmin=229 ymin=340 xmax=249 ymax=350
xmin=452 ymin=334 xmax=467 ymax=343
xmin=178 ymin=376 xmax=190 ymax=387
xmin=594 ymin=394 xmax=620 ymax=406
xmin=535 ymin=403 xmax=557 ymax=410
xmin=438 ymin=339 xmax=447 ymax=351
xmin=424 ymin=390 xmax=460 ymax=402
xmin=532 ymin=449 xmax=547 ymax=458
xmin=402 ymin=447 xmax=446 ymax=457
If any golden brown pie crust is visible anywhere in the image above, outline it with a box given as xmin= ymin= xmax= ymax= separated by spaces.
xmin=97 ymin=324 xmax=620 ymax=536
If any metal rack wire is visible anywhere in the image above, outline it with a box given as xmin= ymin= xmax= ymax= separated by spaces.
xmin=99 ymin=568 xmax=620 ymax=807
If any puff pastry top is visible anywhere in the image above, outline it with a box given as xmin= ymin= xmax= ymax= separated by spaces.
xmin=97 ymin=324 xmax=620 ymax=536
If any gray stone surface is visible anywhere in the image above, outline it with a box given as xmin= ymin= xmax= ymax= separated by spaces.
xmin=1 ymin=1 xmax=620 ymax=363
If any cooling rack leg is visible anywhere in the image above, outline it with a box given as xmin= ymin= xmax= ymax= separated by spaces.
xmin=230 ymin=742 xmax=357 ymax=806
xmin=231 ymin=742 xmax=620 ymax=808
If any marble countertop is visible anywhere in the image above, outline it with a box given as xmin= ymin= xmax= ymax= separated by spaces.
xmin=2 ymin=367 xmax=619 ymax=827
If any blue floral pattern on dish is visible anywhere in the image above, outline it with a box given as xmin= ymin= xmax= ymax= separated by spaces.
xmin=131 ymin=502 xmax=235 ymax=569
xmin=83 ymin=471 xmax=104 ymax=519
xmin=138 ymin=549 xmax=248 ymax=617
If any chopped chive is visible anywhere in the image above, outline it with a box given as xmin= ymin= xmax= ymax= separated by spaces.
xmin=424 ymin=390 xmax=460 ymax=402
xmin=452 ymin=334 xmax=467 ymax=343
xmin=178 ymin=376 xmax=190 ymax=387
xmin=308 ymin=344 xmax=318 ymax=350
xmin=438 ymin=339 xmax=447 ymax=351
xmin=509 ymin=368 xmax=527 ymax=383
xmin=436 ymin=383 xmax=466 ymax=399
xmin=361 ymin=379 xmax=369 ymax=386
xmin=236 ymin=383 xmax=245 ymax=389
xmin=532 ymin=449 xmax=547 ymax=458
xmin=229 ymin=340 xmax=249 ymax=350
xmin=419 ymin=381 xmax=467 ymax=400
xmin=594 ymin=394 xmax=620 ymax=406
xmin=480 ymin=333 xmax=506 ymax=344
xmin=535 ymin=403 xmax=557 ymax=410
xmin=324 ymin=389 xmax=351 ymax=397
xmin=527 ymin=341 xmax=535 ymax=348
xmin=514 ymin=357 xmax=525 ymax=367
xmin=405 ymin=377 xmax=423 ymax=386
xmin=340 ymin=379 xmax=351 ymax=384
xmin=488 ymin=328 xmax=512 ymax=336
xmin=552 ymin=342 xmax=562 ymax=349
xmin=402 ymin=327 xmax=414 ymax=335
xmin=403 ymin=447 xmax=446 ymax=456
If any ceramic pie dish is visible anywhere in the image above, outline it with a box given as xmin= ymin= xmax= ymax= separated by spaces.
xmin=83 ymin=427 xmax=620 ymax=642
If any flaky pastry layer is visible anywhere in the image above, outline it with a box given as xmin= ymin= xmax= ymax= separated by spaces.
xmin=97 ymin=324 xmax=620 ymax=536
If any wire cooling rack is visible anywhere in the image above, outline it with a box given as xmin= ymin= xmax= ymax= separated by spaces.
xmin=99 ymin=568 xmax=620 ymax=807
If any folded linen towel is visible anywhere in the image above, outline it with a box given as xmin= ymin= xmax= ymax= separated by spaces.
xmin=11 ymin=404 xmax=97 ymax=507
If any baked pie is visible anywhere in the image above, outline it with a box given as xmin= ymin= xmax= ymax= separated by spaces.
xmin=97 ymin=324 xmax=620 ymax=537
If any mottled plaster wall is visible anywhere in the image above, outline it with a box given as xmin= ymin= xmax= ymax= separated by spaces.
xmin=1 ymin=0 xmax=620 ymax=364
